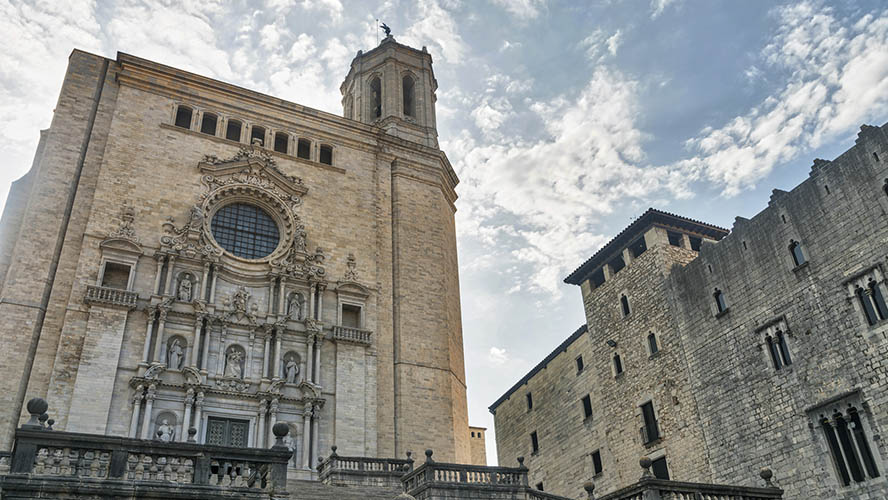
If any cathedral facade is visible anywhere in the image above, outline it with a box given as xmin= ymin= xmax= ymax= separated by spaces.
xmin=0 ymin=36 xmax=470 ymax=472
xmin=491 ymin=125 xmax=888 ymax=500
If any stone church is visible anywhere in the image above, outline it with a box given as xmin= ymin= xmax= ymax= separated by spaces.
xmin=0 ymin=35 xmax=477 ymax=477
xmin=491 ymin=125 xmax=888 ymax=499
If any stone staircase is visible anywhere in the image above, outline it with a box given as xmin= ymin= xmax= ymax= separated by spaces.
xmin=287 ymin=479 xmax=401 ymax=500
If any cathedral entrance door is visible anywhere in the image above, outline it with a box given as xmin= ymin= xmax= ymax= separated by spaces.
xmin=205 ymin=417 xmax=250 ymax=447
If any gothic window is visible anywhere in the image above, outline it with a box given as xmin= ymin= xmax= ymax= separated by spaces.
xmin=100 ymin=262 xmax=131 ymax=289
xmin=640 ymin=401 xmax=660 ymax=443
xmin=647 ymin=332 xmax=659 ymax=355
xmin=581 ymin=394 xmax=593 ymax=420
xmin=530 ymin=431 xmax=539 ymax=454
xmin=713 ymin=288 xmax=727 ymax=314
xmin=575 ymin=355 xmax=584 ymax=373
xmin=651 ymin=456 xmax=670 ymax=480
xmin=174 ymin=105 xmax=192 ymax=129
xmin=370 ymin=77 xmax=382 ymax=118
xmin=250 ymin=125 xmax=266 ymax=147
xmin=869 ymin=279 xmax=888 ymax=320
xmin=274 ymin=132 xmax=288 ymax=153
xmin=790 ymin=240 xmax=806 ymax=267
xmin=591 ymin=450 xmax=603 ymax=475
xmin=620 ymin=294 xmax=631 ymax=317
xmin=226 ymin=119 xmax=242 ymax=142
xmin=765 ymin=330 xmax=792 ymax=370
xmin=200 ymin=113 xmax=217 ymax=135
xmin=210 ymin=203 xmax=280 ymax=259
xmin=402 ymin=75 xmax=415 ymax=117
xmin=205 ymin=417 xmax=249 ymax=447
xmin=341 ymin=303 xmax=362 ymax=328
xmin=812 ymin=397 xmax=882 ymax=487
xmin=613 ymin=353 xmax=623 ymax=376
xmin=856 ymin=286 xmax=880 ymax=326
xmin=297 ymin=138 xmax=311 ymax=159
xmin=319 ymin=144 xmax=333 ymax=165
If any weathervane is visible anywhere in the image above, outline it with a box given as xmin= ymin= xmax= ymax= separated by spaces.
xmin=381 ymin=22 xmax=391 ymax=37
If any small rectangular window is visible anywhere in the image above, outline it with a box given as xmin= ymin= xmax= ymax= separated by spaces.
xmin=297 ymin=139 xmax=311 ymax=159
xmin=200 ymin=113 xmax=217 ymax=135
xmin=651 ymin=456 xmax=669 ymax=480
xmin=641 ymin=401 xmax=660 ymax=443
xmin=341 ymin=304 xmax=362 ymax=328
xmin=226 ymin=120 xmax=242 ymax=142
xmin=101 ymin=262 xmax=131 ymax=290
xmin=575 ymin=355 xmax=584 ymax=373
xmin=629 ymin=237 xmax=647 ymax=258
xmin=319 ymin=144 xmax=333 ymax=165
xmin=581 ymin=395 xmax=593 ymax=419
xmin=591 ymin=450 xmax=602 ymax=475
xmin=174 ymin=106 xmax=192 ymax=129
xmin=526 ymin=393 xmax=533 ymax=411
xmin=667 ymin=231 xmax=683 ymax=247
xmin=274 ymin=132 xmax=289 ymax=153
xmin=689 ymin=236 xmax=702 ymax=251
xmin=530 ymin=431 xmax=539 ymax=453
xmin=613 ymin=354 xmax=623 ymax=376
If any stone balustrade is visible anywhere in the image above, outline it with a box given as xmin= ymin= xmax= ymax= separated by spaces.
xmin=332 ymin=325 xmax=373 ymax=345
xmin=318 ymin=446 xmax=413 ymax=488
xmin=85 ymin=284 xmax=138 ymax=308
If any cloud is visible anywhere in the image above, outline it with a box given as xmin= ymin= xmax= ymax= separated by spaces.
xmin=677 ymin=1 xmax=888 ymax=195
xmin=490 ymin=0 xmax=546 ymax=20
xmin=500 ymin=40 xmax=522 ymax=52
xmin=488 ymin=347 xmax=509 ymax=365
xmin=300 ymin=0 xmax=344 ymax=22
xmin=401 ymin=0 xmax=467 ymax=64
xmin=579 ymin=29 xmax=622 ymax=62
xmin=651 ymin=0 xmax=680 ymax=19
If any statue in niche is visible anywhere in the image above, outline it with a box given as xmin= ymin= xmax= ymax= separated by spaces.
xmin=157 ymin=419 xmax=175 ymax=442
xmin=283 ymin=429 xmax=297 ymax=466
xmin=224 ymin=347 xmax=245 ymax=378
xmin=283 ymin=353 xmax=300 ymax=384
xmin=177 ymin=274 xmax=193 ymax=302
xmin=167 ymin=338 xmax=184 ymax=370
xmin=287 ymin=292 xmax=303 ymax=320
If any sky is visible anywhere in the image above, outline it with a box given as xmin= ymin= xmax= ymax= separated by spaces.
xmin=3 ymin=0 xmax=888 ymax=465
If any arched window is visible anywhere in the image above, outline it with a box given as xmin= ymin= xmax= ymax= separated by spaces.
xmin=210 ymin=203 xmax=280 ymax=259
xmin=613 ymin=353 xmax=623 ymax=375
xmin=319 ymin=144 xmax=333 ymax=165
xmin=174 ymin=105 xmax=193 ymax=129
xmin=789 ymin=240 xmax=806 ymax=267
xmin=857 ymin=286 xmax=879 ymax=326
xmin=869 ymin=279 xmax=888 ymax=321
xmin=713 ymin=288 xmax=727 ymax=314
xmin=200 ymin=112 xmax=217 ymax=135
xmin=226 ymin=119 xmax=242 ymax=142
xmin=647 ymin=333 xmax=659 ymax=355
xmin=402 ymin=75 xmax=415 ymax=117
xmin=273 ymin=132 xmax=289 ymax=154
xmin=250 ymin=125 xmax=266 ymax=147
xmin=620 ymin=294 xmax=630 ymax=317
xmin=776 ymin=330 xmax=792 ymax=366
xmin=297 ymin=139 xmax=311 ymax=159
xmin=370 ymin=77 xmax=382 ymax=118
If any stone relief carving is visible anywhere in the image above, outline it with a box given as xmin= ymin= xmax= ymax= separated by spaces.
xmin=108 ymin=200 xmax=140 ymax=244
xmin=155 ymin=418 xmax=175 ymax=442
xmin=223 ymin=346 xmax=245 ymax=378
xmin=160 ymin=205 xmax=222 ymax=260
xmin=344 ymin=253 xmax=359 ymax=281
xmin=143 ymin=364 xmax=166 ymax=380
xmin=220 ymin=287 xmax=258 ymax=324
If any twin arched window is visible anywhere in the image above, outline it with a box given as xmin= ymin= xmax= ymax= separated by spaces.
xmin=766 ymin=330 xmax=792 ymax=370
xmin=857 ymin=279 xmax=888 ymax=326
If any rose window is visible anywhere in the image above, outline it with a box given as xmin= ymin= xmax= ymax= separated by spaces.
xmin=210 ymin=203 xmax=280 ymax=259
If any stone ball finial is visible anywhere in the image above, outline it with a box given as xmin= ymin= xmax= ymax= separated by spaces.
xmin=517 ymin=456 xmax=527 ymax=470
xmin=46 ymin=419 xmax=55 ymax=431
xmin=406 ymin=451 xmax=413 ymax=460
xmin=760 ymin=467 xmax=774 ymax=486
xmin=331 ymin=445 xmax=338 ymax=455
xmin=272 ymin=422 xmax=289 ymax=437
xmin=188 ymin=427 xmax=197 ymax=442
xmin=425 ymin=449 xmax=434 ymax=462
xmin=27 ymin=398 xmax=48 ymax=416
xmin=38 ymin=413 xmax=49 ymax=425
xmin=583 ymin=481 xmax=595 ymax=499
xmin=639 ymin=456 xmax=653 ymax=478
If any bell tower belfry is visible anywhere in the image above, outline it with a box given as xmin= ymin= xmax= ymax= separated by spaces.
xmin=341 ymin=34 xmax=439 ymax=147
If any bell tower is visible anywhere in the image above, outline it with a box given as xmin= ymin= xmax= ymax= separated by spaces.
xmin=341 ymin=34 xmax=439 ymax=148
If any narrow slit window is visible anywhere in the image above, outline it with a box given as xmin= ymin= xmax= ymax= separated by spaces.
xmin=174 ymin=105 xmax=193 ymax=129
xmin=319 ymin=144 xmax=333 ymax=165
xmin=297 ymin=139 xmax=311 ymax=159
xmin=526 ymin=392 xmax=533 ymax=411
xmin=250 ymin=125 xmax=266 ymax=147
xmin=790 ymin=240 xmax=806 ymax=267
xmin=766 ymin=335 xmax=782 ymax=370
xmin=620 ymin=294 xmax=631 ymax=317
xmin=530 ymin=431 xmax=539 ymax=453
xmin=581 ymin=395 xmax=593 ymax=419
xmin=200 ymin=113 xmax=217 ymax=135
xmin=370 ymin=77 xmax=382 ymax=118
xmin=226 ymin=120 xmax=242 ymax=142
xmin=640 ymin=401 xmax=660 ymax=443
xmin=869 ymin=279 xmax=888 ymax=320
xmin=714 ymin=288 xmax=727 ymax=314
xmin=274 ymin=132 xmax=289 ymax=153
xmin=402 ymin=75 xmax=415 ymax=117
xmin=647 ymin=332 xmax=659 ymax=355
xmin=575 ymin=355 xmax=584 ymax=373
xmin=613 ymin=353 xmax=623 ymax=376
xmin=591 ymin=450 xmax=602 ymax=475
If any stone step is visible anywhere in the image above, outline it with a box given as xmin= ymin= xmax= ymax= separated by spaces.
xmin=287 ymin=479 xmax=401 ymax=500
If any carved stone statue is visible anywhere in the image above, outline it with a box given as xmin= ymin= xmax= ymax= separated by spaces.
xmin=224 ymin=348 xmax=244 ymax=378
xmin=157 ymin=419 xmax=174 ymax=442
xmin=177 ymin=275 xmax=193 ymax=302
xmin=283 ymin=355 xmax=300 ymax=384
xmin=167 ymin=339 xmax=183 ymax=370
xmin=287 ymin=292 xmax=303 ymax=319
xmin=283 ymin=432 xmax=297 ymax=465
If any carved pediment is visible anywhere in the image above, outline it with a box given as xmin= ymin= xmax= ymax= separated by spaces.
xmin=199 ymin=146 xmax=308 ymax=199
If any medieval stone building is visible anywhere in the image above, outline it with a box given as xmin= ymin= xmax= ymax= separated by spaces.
xmin=0 ymin=34 xmax=472 ymax=477
xmin=491 ymin=125 xmax=888 ymax=500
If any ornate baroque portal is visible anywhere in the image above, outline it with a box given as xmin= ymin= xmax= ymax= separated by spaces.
xmin=121 ymin=146 xmax=346 ymax=471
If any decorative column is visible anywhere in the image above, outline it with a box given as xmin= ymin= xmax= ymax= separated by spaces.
xmin=311 ymin=409 xmax=320 ymax=470
xmin=181 ymin=389 xmax=194 ymax=442
xmin=305 ymin=337 xmax=314 ymax=384
xmin=164 ymin=255 xmax=177 ymax=296
xmin=301 ymin=403 xmax=312 ymax=468
xmin=216 ymin=332 xmax=227 ymax=377
xmin=201 ymin=323 xmax=211 ymax=372
xmin=193 ymin=392 xmax=205 ymax=442
xmin=209 ymin=263 xmax=220 ymax=303
xmin=268 ymin=276 xmax=276 ymax=315
xmin=273 ymin=329 xmax=282 ymax=379
xmin=263 ymin=331 xmax=271 ymax=379
xmin=139 ymin=384 xmax=156 ymax=440
xmin=152 ymin=308 xmax=169 ymax=364
xmin=247 ymin=332 xmax=256 ymax=379
xmin=129 ymin=385 xmax=144 ymax=438
xmin=278 ymin=279 xmax=286 ymax=316
xmin=200 ymin=262 xmax=210 ymax=302
xmin=268 ymin=398 xmax=279 ymax=447
xmin=257 ymin=399 xmax=268 ymax=448
xmin=308 ymin=283 xmax=316 ymax=321
xmin=153 ymin=255 xmax=165 ymax=295
xmin=314 ymin=335 xmax=322 ymax=386
xmin=191 ymin=315 xmax=204 ymax=367
xmin=141 ymin=312 xmax=155 ymax=363
xmin=316 ymin=284 xmax=325 ymax=322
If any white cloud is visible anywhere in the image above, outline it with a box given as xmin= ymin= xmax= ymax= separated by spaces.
xmin=301 ymin=0 xmax=344 ymax=23
xmin=490 ymin=0 xmax=546 ymax=20
xmin=500 ymin=40 xmax=521 ymax=52
xmin=579 ymin=29 xmax=622 ymax=62
xmin=606 ymin=30 xmax=623 ymax=56
xmin=651 ymin=0 xmax=680 ymax=19
xmin=488 ymin=347 xmax=509 ymax=365
xmin=401 ymin=0 xmax=468 ymax=64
